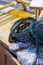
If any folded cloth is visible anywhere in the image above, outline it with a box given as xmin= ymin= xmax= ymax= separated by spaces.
xmin=17 ymin=45 xmax=36 ymax=65
xmin=9 ymin=42 xmax=31 ymax=51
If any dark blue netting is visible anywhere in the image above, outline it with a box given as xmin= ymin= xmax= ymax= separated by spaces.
xmin=29 ymin=20 xmax=43 ymax=65
xmin=35 ymin=22 xmax=43 ymax=44
xmin=12 ymin=27 xmax=36 ymax=44
xmin=9 ymin=17 xmax=36 ymax=44
xmin=17 ymin=45 xmax=43 ymax=65
xmin=30 ymin=20 xmax=43 ymax=44
xmin=9 ymin=18 xmax=43 ymax=65
xmin=17 ymin=45 xmax=36 ymax=65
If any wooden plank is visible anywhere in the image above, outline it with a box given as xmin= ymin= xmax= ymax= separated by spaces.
xmin=0 ymin=16 xmax=16 ymax=26
xmin=0 ymin=14 xmax=22 ymax=64
xmin=0 ymin=0 xmax=30 ymax=10
xmin=0 ymin=46 xmax=5 ymax=65
xmin=17 ymin=0 xmax=30 ymax=4
xmin=0 ymin=12 xmax=5 ymax=16
xmin=30 ymin=0 xmax=43 ymax=9
xmin=0 ymin=15 xmax=13 ymax=21
xmin=0 ymin=14 xmax=9 ymax=19
xmin=30 ymin=0 xmax=43 ymax=19
xmin=0 ymin=13 xmax=21 ymax=47
xmin=0 ymin=45 xmax=21 ymax=65
xmin=0 ymin=13 xmax=21 ymax=65
xmin=0 ymin=1 xmax=17 ymax=10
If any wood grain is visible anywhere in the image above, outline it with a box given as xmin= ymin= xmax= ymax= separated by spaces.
xmin=0 ymin=0 xmax=30 ymax=10
xmin=0 ymin=12 xmax=21 ymax=65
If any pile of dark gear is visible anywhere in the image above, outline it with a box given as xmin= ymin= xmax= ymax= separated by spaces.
xmin=9 ymin=17 xmax=43 ymax=65
xmin=9 ymin=17 xmax=36 ymax=43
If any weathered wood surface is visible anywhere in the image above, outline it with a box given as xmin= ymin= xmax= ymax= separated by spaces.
xmin=0 ymin=45 xmax=21 ymax=65
xmin=0 ymin=1 xmax=17 ymax=10
xmin=0 ymin=12 xmax=21 ymax=65
xmin=0 ymin=12 xmax=21 ymax=47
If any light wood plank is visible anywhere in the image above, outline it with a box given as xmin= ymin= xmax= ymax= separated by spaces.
xmin=0 ymin=12 xmax=5 ymax=16
xmin=0 ymin=14 xmax=9 ymax=19
xmin=0 ymin=16 xmax=16 ymax=26
xmin=0 ymin=13 xmax=3 ymax=16
xmin=17 ymin=0 xmax=30 ymax=4
xmin=0 ymin=0 xmax=30 ymax=10
xmin=0 ymin=15 xmax=21 ymax=47
xmin=0 ymin=15 xmax=13 ymax=21
xmin=0 ymin=1 xmax=17 ymax=10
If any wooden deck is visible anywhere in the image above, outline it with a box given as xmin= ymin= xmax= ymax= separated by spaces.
xmin=0 ymin=12 xmax=21 ymax=65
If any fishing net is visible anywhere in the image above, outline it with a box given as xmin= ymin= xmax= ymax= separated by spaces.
xmin=30 ymin=20 xmax=43 ymax=65
xmin=9 ymin=17 xmax=36 ymax=43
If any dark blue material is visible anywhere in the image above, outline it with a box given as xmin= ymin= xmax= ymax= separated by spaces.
xmin=9 ymin=17 xmax=36 ymax=44
xmin=29 ymin=20 xmax=43 ymax=65
xmin=30 ymin=20 xmax=43 ymax=44
xmin=17 ymin=44 xmax=43 ymax=65
xmin=17 ymin=45 xmax=36 ymax=65
xmin=9 ymin=17 xmax=43 ymax=65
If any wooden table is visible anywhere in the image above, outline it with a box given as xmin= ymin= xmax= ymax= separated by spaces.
xmin=0 ymin=12 xmax=21 ymax=65
xmin=30 ymin=0 xmax=43 ymax=19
